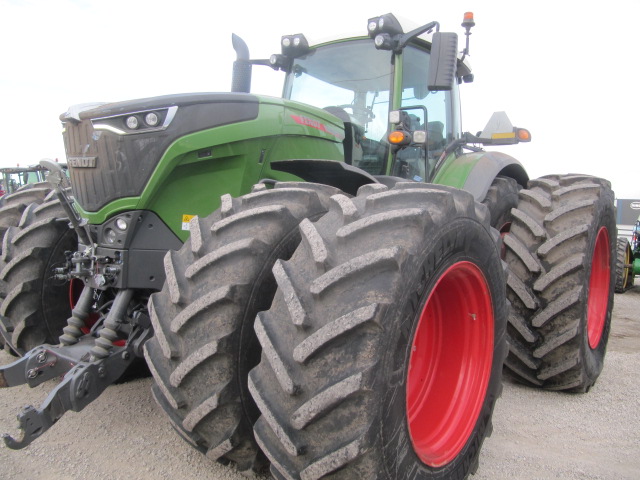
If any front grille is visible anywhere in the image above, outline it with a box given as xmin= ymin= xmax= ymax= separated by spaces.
xmin=63 ymin=120 xmax=160 ymax=212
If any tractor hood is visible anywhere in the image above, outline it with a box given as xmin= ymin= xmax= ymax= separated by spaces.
xmin=60 ymin=93 xmax=260 ymax=212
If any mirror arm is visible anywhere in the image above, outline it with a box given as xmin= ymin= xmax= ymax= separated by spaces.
xmin=396 ymin=21 xmax=440 ymax=52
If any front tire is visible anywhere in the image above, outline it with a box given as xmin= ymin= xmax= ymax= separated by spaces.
xmin=503 ymin=174 xmax=616 ymax=392
xmin=249 ymin=183 xmax=507 ymax=479
xmin=144 ymin=182 xmax=340 ymax=474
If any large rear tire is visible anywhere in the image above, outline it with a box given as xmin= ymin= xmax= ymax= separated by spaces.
xmin=0 ymin=192 xmax=76 ymax=355
xmin=249 ymin=183 xmax=507 ymax=479
xmin=503 ymin=174 xmax=616 ymax=392
xmin=481 ymin=175 xmax=520 ymax=233
xmin=144 ymin=182 xmax=340 ymax=474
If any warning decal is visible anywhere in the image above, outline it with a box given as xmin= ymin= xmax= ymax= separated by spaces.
xmin=182 ymin=214 xmax=196 ymax=231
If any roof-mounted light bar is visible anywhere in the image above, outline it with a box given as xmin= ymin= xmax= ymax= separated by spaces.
xmin=280 ymin=34 xmax=310 ymax=58
xmin=367 ymin=13 xmax=439 ymax=53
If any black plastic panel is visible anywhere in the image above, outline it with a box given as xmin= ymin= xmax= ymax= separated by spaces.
xmin=92 ymin=210 xmax=183 ymax=290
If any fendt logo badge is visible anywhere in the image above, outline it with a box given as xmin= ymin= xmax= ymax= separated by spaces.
xmin=68 ymin=156 xmax=97 ymax=168
xmin=631 ymin=202 xmax=640 ymax=210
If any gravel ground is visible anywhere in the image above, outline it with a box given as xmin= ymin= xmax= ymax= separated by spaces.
xmin=0 ymin=289 xmax=638 ymax=480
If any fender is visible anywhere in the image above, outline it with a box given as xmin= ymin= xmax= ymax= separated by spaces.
xmin=433 ymin=150 xmax=529 ymax=201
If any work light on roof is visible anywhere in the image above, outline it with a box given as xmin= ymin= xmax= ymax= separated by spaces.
xmin=366 ymin=13 xmax=404 ymax=38
xmin=374 ymin=34 xmax=393 ymax=50
xmin=280 ymin=34 xmax=309 ymax=57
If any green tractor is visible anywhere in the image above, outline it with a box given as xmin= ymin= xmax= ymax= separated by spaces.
xmin=0 ymin=165 xmax=47 ymax=197
xmin=615 ymin=222 xmax=639 ymax=292
xmin=0 ymin=12 xmax=616 ymax=479
xmin=0 ymin=163 xmax=68 ymax=196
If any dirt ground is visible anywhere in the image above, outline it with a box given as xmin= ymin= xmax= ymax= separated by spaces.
xmin=0 ymin=290 xmax=638 ymax=480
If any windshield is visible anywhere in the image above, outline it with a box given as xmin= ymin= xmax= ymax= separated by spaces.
xmin=283 ymin=39 xmax=393 ymax=175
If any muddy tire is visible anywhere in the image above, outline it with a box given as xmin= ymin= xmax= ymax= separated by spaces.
xmin=249 ymin=183 xmax=508 ymax=479
xmin=482 ymin=175 xmax=520 ymax=233
xmin=0 ymin=192 xmax=76 ymax=355
xmin=144 ymin=182 xmax=340 ymax=474
xmin=0 ymin=183 xmax=53 ymax=249
xmin=0 ymin=183 xmax=54 ymax=351
xmin=504 ymin=174 xmax=616 ymax=392
xmin=614 ymin=237 xmax=634 ymax=293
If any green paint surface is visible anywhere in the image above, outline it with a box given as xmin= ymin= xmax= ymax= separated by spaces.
xmin=79 ymin=96 xmax=344 ymax=241
xmin=433 ymin=152 xmax=483 ymax=188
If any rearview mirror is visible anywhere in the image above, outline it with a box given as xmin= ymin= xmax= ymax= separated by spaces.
xmin=427 ymin=32 xmax=458 ymax=91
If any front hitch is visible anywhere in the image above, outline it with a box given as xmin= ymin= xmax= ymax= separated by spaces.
xmin=0 ymin=288 xmax=152 ymax=449
xmin=0 ymin=337 xmax=94 ymax=389
xmin=1 ymin=345 xmax=136 ymax=449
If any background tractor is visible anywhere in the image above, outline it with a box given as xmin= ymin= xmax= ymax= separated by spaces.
xmin=0 ymin=163 xmax=68 ymax=196
xmin=0 ymin=12 xmax=616 ymax=480
xmin=615 ymin=221 xmax=640 ymax=293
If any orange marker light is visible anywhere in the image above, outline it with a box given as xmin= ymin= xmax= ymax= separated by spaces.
xmin=517 ymin=128 xmax=531 ymax=142
xmin=464 ymin=12 xmax=474 ymax=21
xmin=388 ymin=131 xmax=408 ymax=144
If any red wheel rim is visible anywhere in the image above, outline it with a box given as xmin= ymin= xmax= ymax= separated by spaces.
xmin=587 ymin=227 xmax=610 ymax=349
xmin=406 ymin=261 xmax=494 ymax=467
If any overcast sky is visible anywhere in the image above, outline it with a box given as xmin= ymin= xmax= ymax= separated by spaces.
xmin=1 ymin=0 xmax=638 ymax=199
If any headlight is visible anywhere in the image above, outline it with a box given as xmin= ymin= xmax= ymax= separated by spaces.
xmin=92 ymin=106 xmax=178 ymax=135
xmin=125 ymin=116 xmax=139 ymax=129
xmin=115 ymin=218 xmax=128 ymax=231
xmin=104 ymin=228 xmax=117 ymax=244
xmin=144 ymin=112 xmax=160 ymax=127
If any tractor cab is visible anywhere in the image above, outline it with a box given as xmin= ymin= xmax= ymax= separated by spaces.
xmin=267 ymin=14 xmax=465 ymax=183
xmin=281 ymin=36 xmax=459 ymax=183
xmin=233 ymin=12 xmax=530 ymax=193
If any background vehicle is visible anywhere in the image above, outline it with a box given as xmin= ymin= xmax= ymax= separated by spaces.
xmin=0 ymin=163 xmax=68 ymax=196
xmin=0 ymin=12 xmax=616 ymax=480
xmin=615 ymin=222 xmax=640 ymax=293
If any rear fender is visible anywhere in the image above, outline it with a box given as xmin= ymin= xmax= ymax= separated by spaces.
xmin=433 ymin=151 xmax=528 ymax=201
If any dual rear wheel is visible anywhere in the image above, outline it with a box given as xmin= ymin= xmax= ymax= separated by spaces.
xmin=144 ymin=174 xmax=616 ymax=478
xmin=503 ymin=175 xmax=616 ymax=391
xmin=147 ymin=182 xmax=508 ymax=478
